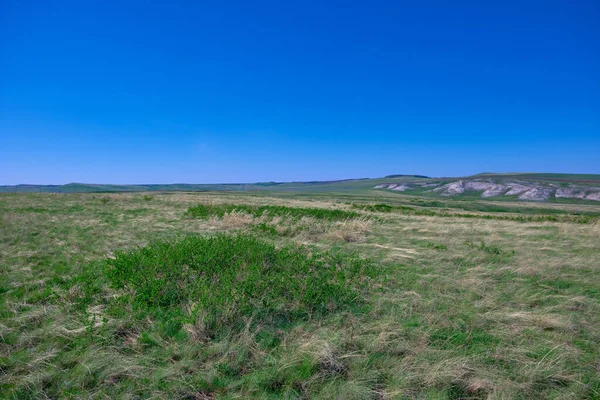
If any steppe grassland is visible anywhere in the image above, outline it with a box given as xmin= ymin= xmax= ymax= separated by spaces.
xmin=1 ymin=192 xmax=599 ymax=399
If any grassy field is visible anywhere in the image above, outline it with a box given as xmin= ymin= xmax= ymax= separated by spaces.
xmin=1 ymin=191 xmax=600 ymax=399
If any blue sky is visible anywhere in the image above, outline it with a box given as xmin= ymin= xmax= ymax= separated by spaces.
xmin=1 ymin=0 xmax=598 ymax=184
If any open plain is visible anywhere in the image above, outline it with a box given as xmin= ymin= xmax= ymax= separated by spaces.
xmin=1 ymin=190 xmax=600 ymax=399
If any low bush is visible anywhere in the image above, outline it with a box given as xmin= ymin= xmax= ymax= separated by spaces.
xmin=186 ymin=203 xmax=360 ymax=221
xmin=252 ymin=222 xmax=279 ymax=236
xmin=352 ymin=203 xmax=395 ymax=212
xmin=466 ymin=240 xmax=513 ymax=257
xmin=352 ymin=202 xmax=596 ymax=223
xmin=352 ymin=203 xmax=414 ymax=213
xmin=426 ymin=242 xmax=448 ymax=250
xmin=103 ymin=234 xmax=374 ymax=334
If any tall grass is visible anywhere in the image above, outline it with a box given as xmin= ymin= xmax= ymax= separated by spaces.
xmin=186 ymin=203 xmax=360 ymax=221
xmin=351 ymin=203 xmax=598 ymax=223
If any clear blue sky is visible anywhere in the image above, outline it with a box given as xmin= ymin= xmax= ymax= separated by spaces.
xmin=1 ymin=1 xmax=598 ymax=184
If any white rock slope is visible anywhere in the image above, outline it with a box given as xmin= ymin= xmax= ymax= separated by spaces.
xmin=374 ymin=179 xmax=600 ymax=202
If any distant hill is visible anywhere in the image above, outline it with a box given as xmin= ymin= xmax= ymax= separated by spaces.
xmin=0 ymin=176 xmax=427 ymax=194
xmin=2 ymin=173 xmax=600 ymax=202
xmin=372 ymin=173 xmax=600 ymax=202
xmin=384 ymin=174 xmax=431 ymax=179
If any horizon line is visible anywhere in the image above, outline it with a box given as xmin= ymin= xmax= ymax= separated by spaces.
xmin=3 ymin=171 xmax=600 ymax=187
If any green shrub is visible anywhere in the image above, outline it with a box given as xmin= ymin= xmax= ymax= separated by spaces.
xmin=466 ymin=240 xmax=513 ymax=256
xmin=186 ymin=203 xmax=360 ymax=221
xmin=103 ymin=234 xmax=374 ymax=333
xmin=252 ymin=222 xmax=279 ymax=236
xmin=426 ymin=242 xmax=448 ymax=250
xmin=352 ymin=203 xmax=414 ymax=213
xmin=143 ymin=195 xmax=154 ymax=201
xmin=351 ymin=203 xmax=394 ymax=212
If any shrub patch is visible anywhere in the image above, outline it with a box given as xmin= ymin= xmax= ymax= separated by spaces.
xmin=186 ymin=203 xmax=360 ymax=221
xmin=104 ymin=234 xmax=375 ymax=333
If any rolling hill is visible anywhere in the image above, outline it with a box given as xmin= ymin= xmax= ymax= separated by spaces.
xmin=2 ymin=173 xmax=600 ymax=202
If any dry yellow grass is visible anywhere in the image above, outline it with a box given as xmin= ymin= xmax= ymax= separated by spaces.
xmin=325 ymin=216 xmax=373 ymax=242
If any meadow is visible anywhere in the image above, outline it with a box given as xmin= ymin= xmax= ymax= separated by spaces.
xmin=1 ymin=191 xmax=599 ymax=399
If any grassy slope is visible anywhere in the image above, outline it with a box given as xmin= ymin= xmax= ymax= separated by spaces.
xmin=1 ymin=192 xmax=600 ymax=398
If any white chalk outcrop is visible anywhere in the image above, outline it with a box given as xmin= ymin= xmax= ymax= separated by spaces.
xmin=373 ymin=178 xmax=600 ymax=202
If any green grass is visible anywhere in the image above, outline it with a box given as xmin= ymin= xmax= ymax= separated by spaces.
xmin=186 ymin=203 xmax=361 ymax=221
xmin=2 ymin=191 xmax=600 ymax=399
xmin=425 ymin=242 xmax=448 ymax=250
xmin=104 ymin=234 xmax=374 ymax=335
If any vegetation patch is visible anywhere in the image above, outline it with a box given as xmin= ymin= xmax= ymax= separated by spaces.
xmin=13 ymin=205 xmax=85 ymax=214
xmin=466 ymin=240 xmax=514 ymax=258
xmin=352 ymin=202 xmax=598 ymax=223
xmin=352 ymin=203 xmax=395 ymax=212
xmin=104 ymin=234 xmax=375 ymax=334
xmin=186 ymin=203 xmax=360 ymax=221
xmin=426 ymin=242 xmax=448 ymax=250
xmin=252 ymin=222 xmax=279 ymax=236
